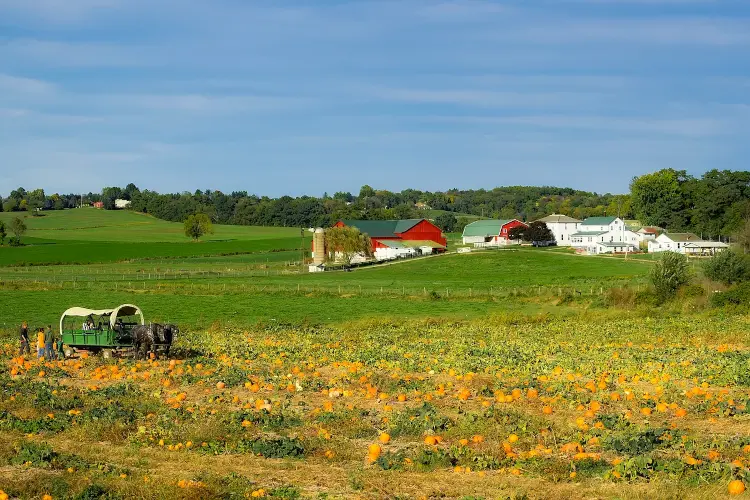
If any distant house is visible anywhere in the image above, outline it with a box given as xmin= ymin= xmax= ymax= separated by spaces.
xmin=115 ymin=199 xmax=131 ymax=209
xmin=461 ymin=219 xmax=528 ymax=246
xmin=571 ymin=217 xmax=639 ymax=254
xmin=635 ymin=226 xmax=661 ymax=242
xmin=535 ymin=214 xmax=581 ymax=246
xmin=415 ymin=202 xmax=431 ymax=210
xmin=92 ymin=201 xmax=104 ymax=209
xmin=648 ymin=233 xmax=727 ymax=255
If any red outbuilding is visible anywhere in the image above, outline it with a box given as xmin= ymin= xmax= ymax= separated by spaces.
xmin=334 ymin=219 xmax=447 ymax=252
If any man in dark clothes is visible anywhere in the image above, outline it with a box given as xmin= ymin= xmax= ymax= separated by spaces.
xmin=19 ymin=321 xmax=30 ymax=356
xmin=44 ymin=325 xmax=54 ymax=360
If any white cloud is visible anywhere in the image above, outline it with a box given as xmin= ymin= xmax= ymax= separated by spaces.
xmin=0 ymin=73 xmax=57 ymax=94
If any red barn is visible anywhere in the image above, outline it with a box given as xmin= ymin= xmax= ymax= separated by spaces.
xmin=461 ymin=219 xmax=528 ymax=245
xmin=334 ymin=219 xmax=447 ymax=253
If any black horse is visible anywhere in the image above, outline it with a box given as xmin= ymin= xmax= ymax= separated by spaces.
xmin=132 ymin=323 xmax=178 ymax=359
xmin=155 ymin=323 xmax=179 ymax=357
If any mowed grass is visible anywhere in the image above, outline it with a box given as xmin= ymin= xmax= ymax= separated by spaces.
xmin=0 ymin=238 xmax=307 ymax=266
xmin=0 ymin=288 xmax=575 ymax=330
xmin=0 ymin=208 xmax=302 ymax=242
xmin=278 ymin=249 xmax=651 ymax=289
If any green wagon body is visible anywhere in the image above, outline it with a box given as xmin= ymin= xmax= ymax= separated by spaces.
xmin=61 ymin=329 xmax=134 ymax=349
xmin=59 ymin=304 xmax=144 ymax=353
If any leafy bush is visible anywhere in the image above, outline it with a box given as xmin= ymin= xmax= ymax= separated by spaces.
xmin=236 ymin=437 xmax=305 ymax=458
xmin=650 ymin=251 xmax=691 ymax=302
xmin=711 ymin=282 xmax=750 ymax=307
xmin=703 ymin=250 xmax=750 ymax=285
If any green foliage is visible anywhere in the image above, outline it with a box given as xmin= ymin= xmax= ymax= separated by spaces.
xmin=455 ymin=217 xmax=471 ymax=235
xmin=606 ymin=428 xmax=673 ymax=455
xmin=324 ymin=226 xmax=373 ymax=264
xmin=0 ymin=220 xmax=5 ymax=244
xmin=703 ymin=250 xmax=750 ymax=285
xmin=10 ymin=216 xmax=27 ymax=242
xmin=710 ymin=282 xmax=750 ymax=308
xmin=519 ymin=221 xmax=554 ymax=243
xmin=434 ymin=213 xmax=457 ymax=232
xmin=235 ymin=437 xmax=305 ymax=458
xmin=650 ymin=251 xmax=691 ymax=302
xmin=184 ymin=213 xmax=214 ymax=241
xmin=631 ymin=168 xmax=750 ymax=235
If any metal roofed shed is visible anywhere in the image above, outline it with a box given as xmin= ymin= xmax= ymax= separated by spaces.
xmin=338 ymin=219 xmax=423 ymax=238
xmin=580 ymin=217 xmax=617 ymax=226
xmin=461 ymin=219 xmax=512 ymax=238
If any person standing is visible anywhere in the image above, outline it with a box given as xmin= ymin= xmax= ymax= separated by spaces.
xmin=56 ymin=335 xmax=65 ymax=360
xmin=19 ymin=321 xmax=30 ymax=356
xmin=36 ymin=328 xmax=45 ymax=359
xmin=44 ymin=325 xmax=54 ymax=360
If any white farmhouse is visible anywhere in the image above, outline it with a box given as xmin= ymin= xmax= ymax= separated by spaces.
xmin=535 ymin=214 xmax=581 ymax=246
xmin=570 ymin=217 xmax=639 ymax=254
xmin=648 ymin=233 xmax=728 ymax=255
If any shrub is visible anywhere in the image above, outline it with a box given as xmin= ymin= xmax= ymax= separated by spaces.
xmin=702 ymin=250 xmax=750 ymax=285
xmin=710 ymin=282 xmax=750 ymax=307
xmin=650 ymin=252 xmax=691 ymax=302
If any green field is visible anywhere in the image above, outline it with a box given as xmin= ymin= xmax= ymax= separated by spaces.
xmin=0 ymin=208 xmax=308 ymax=266
xmin=0 ymin=209 xmax=655 ymax=328
xmin=0 ymin=208 xmax=301 ymax=242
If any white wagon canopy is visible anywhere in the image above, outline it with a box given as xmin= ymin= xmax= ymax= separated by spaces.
xmin=59 ymin=304 xmax=144 ymax=333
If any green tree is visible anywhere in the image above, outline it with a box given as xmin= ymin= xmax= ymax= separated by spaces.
xmin=358 ymin=185 xmax=375 ymax=199
xmin=455 ymin=217 xmax=471 ymax=235
xmin=702 ymin=250 xmax=749 ymax=285
xmin=183 ymin=213 xmax=214 ymax=241
xmin=630 ymin=169 xmax=690 ymax=229
xmin=508 ymin=225 xmax=526 ymax=241
xmin=434 ymin=213 xmax=457 ymax=233
xmin=324 ymin=226 xmax=373 ymax=265
xmin=524 ymin=221 xmax=554 ymax=243
xmin=0 ymin=220 xmax=6 ymax=245
xmin=3 ymin=198 xmax=18 ymax=212
xmin=734 ymin=218 xmax=750 ymax=255
xmin=9 ymin=216 xmax=27 ymax=244
xmin=650 ymin=251 xmax=691 ymax=302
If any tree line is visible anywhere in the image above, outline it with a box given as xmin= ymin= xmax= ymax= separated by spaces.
xmin=2 ymin=169 xmax=747 ymax=238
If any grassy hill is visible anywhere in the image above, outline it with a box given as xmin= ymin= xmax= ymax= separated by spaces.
xmin=0 ymin=208 xmax=300 ymax=242
xmin=0 ymin=208 xmax=308 ymax=266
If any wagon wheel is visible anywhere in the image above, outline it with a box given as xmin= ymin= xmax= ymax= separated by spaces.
xmin=64 ymin=347 xmax=74 ymax=358
xmin=102 ymin=349 xmax=114 ymax=359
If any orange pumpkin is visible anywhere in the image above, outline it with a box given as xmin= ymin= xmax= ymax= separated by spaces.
xmin=728 ymin=480 xmax=746 ymax=495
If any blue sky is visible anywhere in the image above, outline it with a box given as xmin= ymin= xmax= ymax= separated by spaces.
xmin=1 ymin=0 xmax=748 ymax=196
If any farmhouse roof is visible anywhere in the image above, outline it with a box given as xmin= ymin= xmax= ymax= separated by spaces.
xmin=338 ymin=219 xmax=423 ymax=238
xmin=536 ymin=214 xmax=581 ymax=224
xmin=638 ymin=226 xmax=661 ymax=234
xmin=570 ymin=231 xmax=609 ymax=237
xmin=662 ymin=232 xmax=702 ymax=243
xmin=581 ymin=216 xmax=617 ymax=226
xmin=683 ymin=241 xmax=728 ymax=248
xmin=461 ymin=219 xmax=518 ymax=237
